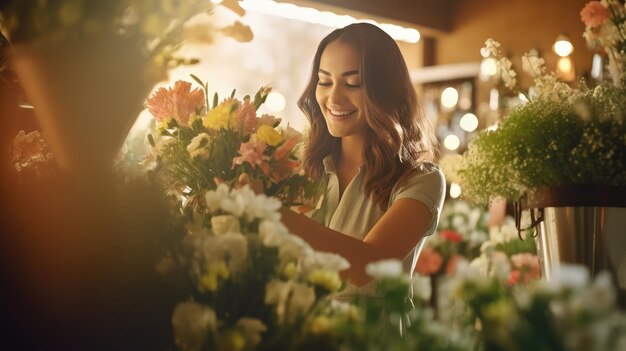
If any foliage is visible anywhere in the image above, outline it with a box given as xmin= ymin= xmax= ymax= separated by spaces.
xmin=455 ymin=38 xmax=626 ymax=204
xmin=0 ymin=0 xmax=252 ymax=74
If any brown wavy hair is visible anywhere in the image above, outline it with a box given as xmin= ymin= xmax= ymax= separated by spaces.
xmin=298 ymin=22 xmax=438 ymax=210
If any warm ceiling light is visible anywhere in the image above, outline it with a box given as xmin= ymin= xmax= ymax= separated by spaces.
xmin=443 ymin=134 xmax=460 ymax=150
xmin=479 ymin=57 xmax=498 ymax=80
xmin=265 ymin=91 xmax=286 ymax=112
xmin=239 ymin=0 xmax=420 ymax=43
xmin=440 ymin=87 xmax=459 ymax=109
xmin=459 ymin=113 xmax=478 ymax=132
xmin=553 ymin=34 xmax=573 ymax=57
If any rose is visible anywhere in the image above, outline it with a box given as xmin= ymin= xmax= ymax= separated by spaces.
xmin=580 ymin=1 xmax=610 ymax=28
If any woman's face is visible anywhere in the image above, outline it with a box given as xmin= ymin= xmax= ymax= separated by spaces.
xmin=315 ymin=40 xmax=367 ymax=139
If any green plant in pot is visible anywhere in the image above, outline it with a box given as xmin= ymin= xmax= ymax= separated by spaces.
xmin=453 ymin=27 xmax=626 ymax=302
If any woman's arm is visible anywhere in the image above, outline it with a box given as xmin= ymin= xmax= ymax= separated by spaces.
xmin=280 ymin=198 xmax=432 ymax=286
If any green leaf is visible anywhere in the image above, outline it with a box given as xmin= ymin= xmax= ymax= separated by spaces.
xmin=212 ymin=92 xmax=219 ymax=109
xmin=189 ymin=73 xmax=204 ymax=87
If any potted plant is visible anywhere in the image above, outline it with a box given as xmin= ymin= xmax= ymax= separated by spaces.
xmin=451 ymin=1 xmax=626 ymax=303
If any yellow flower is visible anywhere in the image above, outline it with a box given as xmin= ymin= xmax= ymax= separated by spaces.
xmin=309 ymin=316 xmax=332 ymax=335
xmin=203 ymin=101 xmax=236 ymax=130
xmin=255 ymin=125 xmax=282 ymax=147
xmin=282 ymin=261 xmax=297 ymax=279
xmin=199 ymin=261 xmax=230 ymax=293
xmin=307 ymin=269 xmax=342 ymax=292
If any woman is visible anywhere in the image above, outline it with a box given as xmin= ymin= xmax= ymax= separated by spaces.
xmin=280 ymin=22 xmax=445 ymax=300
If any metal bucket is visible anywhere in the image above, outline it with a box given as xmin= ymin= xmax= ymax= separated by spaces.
xmin=535 ymin=207 xmax=626 ymax=286
xmin=519 ymin=186 xmax=626 ymax=307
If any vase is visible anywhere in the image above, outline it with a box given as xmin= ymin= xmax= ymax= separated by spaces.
xmin=519 ymin=185 xmax=626 ymax=306
xmin=9 ymin=36 xmax=160 ymax=176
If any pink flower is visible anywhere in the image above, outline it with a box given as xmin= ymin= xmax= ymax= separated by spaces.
xmin=257 ymin=114 xmax=280 ymax=127
xmin=274 ymin=135 xmax=299 ymax=162
xmin=507 ymin=253 xmax=541 ymax=285
xmin=270 ymin=159 xmax=300 ymax=183
xmin=146 ymin=80 xmax=205 ymax=125
xmin=581 ymin=1 xmax=610 ymax=28
xmin=234 ymin=101 xmax=258 ymax=134
xmin=441 ymin=230 xmax=463 ymax=243
xmin=507 ymin=270 xmax=522 ymax=285
xmin=415 ymin=247 xmax=443 ymax=275
xmin=233 ymin=136 xmax=270 ymax=175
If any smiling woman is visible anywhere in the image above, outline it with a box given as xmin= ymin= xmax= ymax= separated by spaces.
xmin=315 ymin=41 xmax=367 ymax=140
xmin=279 ymin=22 xmax=445 ymax=330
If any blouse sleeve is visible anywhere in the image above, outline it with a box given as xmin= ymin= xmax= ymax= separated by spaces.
xmin=389 ymin=163 xmax=446 ymax=236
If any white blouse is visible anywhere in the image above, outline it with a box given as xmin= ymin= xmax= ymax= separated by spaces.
xmin=309 ymin=156 xmax=446 ymax=299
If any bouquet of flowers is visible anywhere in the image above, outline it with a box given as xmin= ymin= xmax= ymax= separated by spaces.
xmin=415 ymin=200 xmax=489 ymax=277
xmin=145 ymin=77 xmax=316 ymax=210
xmin=169 ymin=184 xmax=350 ymax=351
xmin=452 ymin=265 xmax=626 ymax=351
xmin=454 ymin=37 xmax=626 ymax=205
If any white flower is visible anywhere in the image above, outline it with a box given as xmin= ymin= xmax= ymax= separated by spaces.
xmin=489 ymin=217 xmax=519 ymax=243
xmin=365 ymin=259 xmax=403 ymax=279
xmin=265 ymin=279 xmax=316 ymax=324
xmin=214 ymin=232 xmax=248 ymax=274
xmin=498 ymin=57 xmax=517 ymax=90
xmin=301 ymin=251 xmax=350 ymax=273
xmin=236 ymin=317 xmax=267 ymax=348
xmin=219 ymin=186 xmax=282 ymax=221
xmin=483 ymin=38 xmax=501 ymax=57
xmin=468 ymin=208 xmax=482 ymax=229
xmin=258 ymin=219 xmax=290 ymax=241
xmin=451 ymin=215 xmax=466 ymax=233
xmin=210 ymin=214 xmax=240 ymax=235
xmin=468 ymin=255 xmax=490 ymax=277
xmin=522 ymin=53 xmax=546 ymax=77
xmin=276 ymin=234 xmax=313 ymax=262
xmin=172 ymin=302 xmax=216 ymax=351
xmin=204 ymin=183 xmax=230 ymax=212
xmin=551 ymin=264 xmax=589 ymax=290
xmin=186 ymin=133 xmax=212 ymax=160
xmin=491 ymin=251 xmax=511 ymax=281
xmin=470 ymin=231 xmax=488 ymax=244
xmin=220 ymin=186 xmax=253 ymax=217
